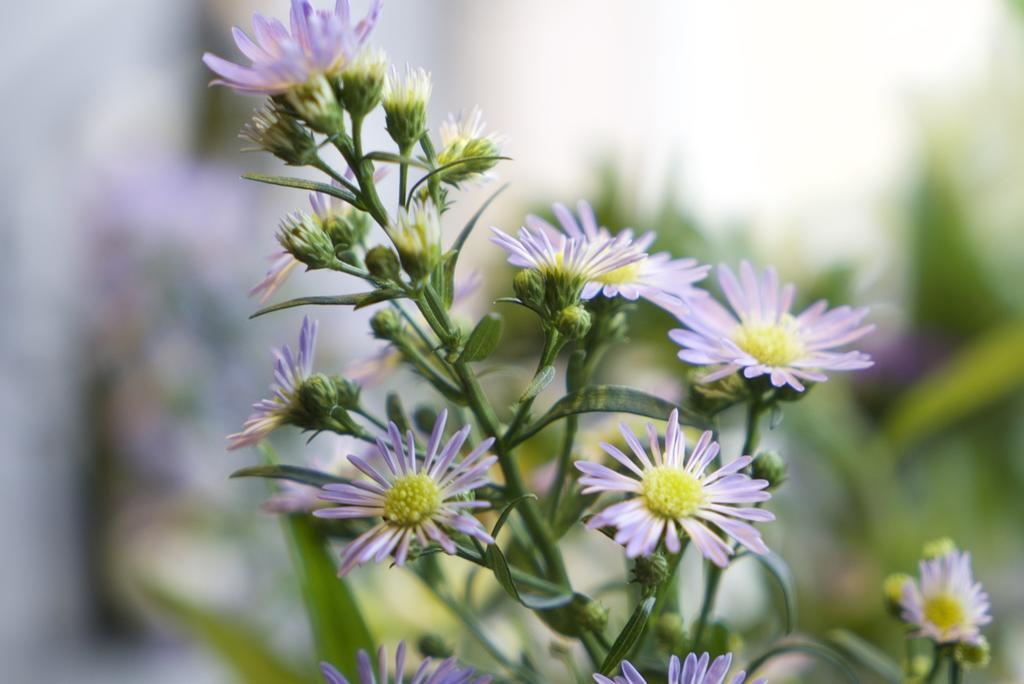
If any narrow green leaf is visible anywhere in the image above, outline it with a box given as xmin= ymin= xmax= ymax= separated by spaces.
xmin=363 ymin=151 xmax=429 ymax=168
xmin=281 ymin=515 xmax=375 ymax=679
xmin=600 ymin=597 xmax=656 ymax=675
xmin=430 ymin=251 xmax=459 ymax=309
xmin=461 ymin=313 xmax=504 ymax=363
xmin=745 ymin=641 xmax=859 ymax=683
xmin=512 ymin=386 xmax=710 ymax=446
xmin=520 ymin=366 xmax=556 ymax=403
xmin=740 ymin=551 xmax=797 ymax=634
xmin=230 ymin=464 xmax=347 ymax=488
xmin=452 ymin=183 xmax=509 ymax=253
xmin=140 ymin=582 xmax=310 ymax=684
xmin=491 ymin=494 xmax=538 ymax=538
xmin=250 ymin=291 xmax=404 ymax=319
xmin=407 ymin=156 xmax=511 ymax=200
xmin=828 ymin=629 xmax=902 ymax=684
xmin=885 ymin=322 xmax=1024 ymax=452
xmin=243 ymin=173 xmax=358 ymax=203
xmin=385 ymin=393 xmax=411 ymax=435
xmin=483 ymin=544 xmax=574 ymax=610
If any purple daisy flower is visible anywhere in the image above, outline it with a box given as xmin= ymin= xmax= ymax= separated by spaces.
xmin=594 ymin=652 xmax=765 ymax=684
xmin=314 ymin=409 xmax=496 ymax=575
xmin=575 ymin=409 xmax=773 ymax=566
xmin=900 ymin=550 xmax=991 ymax=645
xmin=669 ymin=261 xmax=874 ymax=392
xmin=227 ymin=316 xmax=318 ymax=449
xmin=203 ymin=0 xmax=383 ymax=94
xmin=525 ymin=200 xmax=709 ymax=308
xmin=320 ymin=641 xmax=491 ymax=684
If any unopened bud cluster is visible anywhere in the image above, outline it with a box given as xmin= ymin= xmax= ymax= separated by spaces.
xmin=387 ymin=200 xmax=442 ymax=281
xmin=241 ymin=105 xmax=318 ymax=166
xmin=291 ymin=373 xmax=361 ymax=434
xmin=383 ymin=66 xmax=432 ymax=150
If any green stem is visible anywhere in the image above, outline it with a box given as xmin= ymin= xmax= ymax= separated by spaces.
xmin=741 ymin=396 xmax=767 ymax=456
xmin=580 ymin=632 xmax=605 ymax=670
xmin=505 ymin=329 xmax=564 ymax=442
xmin=948 ymin=661 xmax=962 ymax=684
xmin=924 ymin=645 xmax=944 ymax=684
xmin=347 ymin=113 xmax=389 ymax=227
xmin=644 ymin=547 xmax=685 ymax=647
xmin=691 ymin=563 xmax=723 ymax=651
xmin=398 ymin=143 xmax=412 ymax=207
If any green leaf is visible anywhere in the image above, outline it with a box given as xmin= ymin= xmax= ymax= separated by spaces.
xmin=519 ymin=366 xmax=556 ymax=403
xmin=828 ymin=629 xmax=902 ymax=684
xmin=243 ymin=173 xmax=358 ymax=203
xmin=139 ymin=581 xmax=310 ymax=684
xmin=385 ymin=393 xmax=411 ymax=434
xmin=745 ymin=641 xmax=859 ymax=683
xmin=281 ymin=514 xmax=375 ymax=679
xmin=491 ymin=494 xmax=538 ymax=538
xmin=452 ymin=183 xmax=509 ymax=253
xmin=461 ymin=313 xmax=504 ymax=363
xmin=230 ymin=464 xmax=347 ymax=488
xmin=599 ymin=597 xmax=656 ymax=675
xmin=250 ymin=290 xmax=404 ymax=319
xmin=512 ymin=386 xmax=711 ymax=446
xmin=363 ymin=151 xmax=430 ymax=168
xmin=884 ymin=322 xmax=1024 ymax=452
xmin=483 ymin=543 xmax=574 ymax=611
xmin=740 ymin=551 xmax=797 ymax=634
xmin=406 ymin=156 xmax=511 ymax=201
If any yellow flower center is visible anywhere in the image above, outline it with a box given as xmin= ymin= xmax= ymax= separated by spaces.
xmin=596 ymin=262 xmax=641 ymax=286
xmin=641 ymin=466 xmax=705 ymax=519
xmin=733 ymin=320 xmax=805 ymax=367
xmin=923 ymin=593 xmax=966 ymax=633
xmin=383 ymin=474 xmax=441 ymax=527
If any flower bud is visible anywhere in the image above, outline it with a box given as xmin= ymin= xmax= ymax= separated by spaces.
xmin=513 ymin=269 xmax=545 ymax=309
xmin=632 ymin=551 xmax=670 ymax=590
xmin=322 ymin=209 xmax=372 ymax=253
xmin=751 ymin=450 xmax=787 ymax=490
xmin=688 ymin=367 xmax=748 ymax=416
xmin=370 ymin=308 xmax=404 ymax=340
xmin=654 ymin=613 xmax=688 ymax=654
xmin=922 ymin=537 xmax=957 ymax=559
xmin=417 ymin=634 xmax=453 ymax=659
xmin=277 ymin=213 xmax=337 ymax=270
xmin=240 ymin=105 xmax=317 ymax=166
xmin=387 ymin=199 xmax=442 ymax=281
xmin=954 ymin=637 xmax=990 ymax=669
xmin=293 ymin=373 xmax=359 ymax=434
xmin=554 ymin=305 xmax=592 ymax=340
xmin=382 ymin=66 xmax=431 ymax=149
xmin=364 ymin=245 xmax=402 ymax=281
xmin=437 ymin=136 xmax=501 ymax=185
xmin=413 ymin=406 xmax=438 ymax=433
xmin=569 ymin=597 xmax=609 ymax=634
xmin=285 ymin=75 xmax=344 ymax=134
xmin=882 ymin=572 xmax=912 ymax=616
xmin=340 ymin=47 xmax=387 ymax=119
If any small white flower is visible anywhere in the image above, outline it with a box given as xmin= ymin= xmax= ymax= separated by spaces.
xmin=576 ymin=409 xmax=773 ymax=567
xmin=900 ymin=550 xmax=991 ymax=644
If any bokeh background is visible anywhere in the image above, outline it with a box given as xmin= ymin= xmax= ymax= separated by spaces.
xmin=4 ymin=0 xmax=1024 ymax=681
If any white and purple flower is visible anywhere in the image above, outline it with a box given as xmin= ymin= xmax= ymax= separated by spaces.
xmin=203 ymin=0 xmax=383 ymax=95
xmin=900 ymin=550 xmax=991 ymax=645
xmin=227 ymin=316 xmax=318 ymax=450
xmin=595 ymin=652 xmax=764 ymax=684
xmin=670 ymin=261 xmax=874 ymax=392
xmin=320 ymin=641 xmax=491 ymax=684
xmin=314 ymin=410 xmax=496 ymax=575
xmin=526 ymin=200 xmax=709 ymax=308
xmin=576 ymin=409 xmax=773 ymax=566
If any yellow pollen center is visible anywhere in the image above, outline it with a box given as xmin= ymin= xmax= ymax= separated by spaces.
xmin=383 ymin=474 xmax=441 ymax=527
xmin=596 ymin=262 xmax=641 ymax=285
xmin=733 ymin=321 xmax=804 ymax=366
xmin=641 ymin=466 xmax=705 ymax=519
xmin=923 ymin=594 xmax=966 ymax=633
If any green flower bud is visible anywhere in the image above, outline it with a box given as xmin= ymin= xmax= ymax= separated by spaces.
xmin=370 ymin=308 xmax=404 ymax=340
xmin=416 ymin=634 xmax=453 ymax=659
xmin=513 ymin=269 xmax=545 ymax=309
xmin=382 ymin=66 xmax=431 ymax=149
xmin=437 ymin=137 xmax=501 ymax=185
xmin=751 ymin=450 xmax=787 ymax=490
xmin=688 ymin=367 xmax=749 ymax=416
xmin=413 ymin=406 xmax=439 ymax=433
xmin=240 ymin=105 xmax=317 ymax=166
xmin=922 ymin=537 xmax=957 ymax=559
xmin=882 ymin=572 xmax=912 ymax=616
xmin=954 ymin=637 xmax=990 ymax=669
xmin=569 ymin=597 xmax=609 ymax=634
xmin=322 ymin=209 xmax=372 ymax=253
xmin=340 ymin=47 xmax=387 ymax=118
xmin=387 ymin=199 xmax=442 ymax=281
xmin=632 ymin=551 xmax=670 ymax=590
xmin=654 ymin=613 xmax=688 ymax=654
xmin=285 ymin=75 xmax=344 ymax=134
xmin=277 ymin=213 xmax=336 ymax=270
xmin=554 ymin=305 xmax=592 ymax=340
xmin=364 ymin=245 xmax=402 ymax=281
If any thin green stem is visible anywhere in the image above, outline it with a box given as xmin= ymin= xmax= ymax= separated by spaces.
xmin=643 ymin=547 xmax=685 ymax=649
xmin=505 ymin=329 xmax=564 ymax=442
xmin=580 ymin=632 xmax=605 ymax=670
xmin=348 ymin=113 xmax=389 ymax=227
xmin=948 ymin=661 xmax=962 ymax=684
xmin=741 ymin=396 xmax=767 ymax=456
xmin=691 ymin=563 xmax=723 ymax=651
xmin=398 ymin=143 xmax=412 ymax=207
xmin=311 ymin=159 xmax=361 ymax=198
xmin=924 ymin=643 xmax=944 ymax=683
